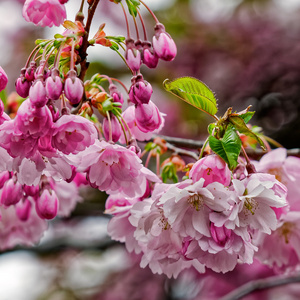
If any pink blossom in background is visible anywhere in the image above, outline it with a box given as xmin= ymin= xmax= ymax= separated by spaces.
xmin=254 ymin=211 xmax=300 ymax=272
xmin=22 ymin=0 xmax=67 ymax=27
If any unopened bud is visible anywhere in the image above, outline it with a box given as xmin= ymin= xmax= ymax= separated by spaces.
xmin=103 ymin=114 xmax=122 ymax=142
xmin=125 ymin=39 xmax=141 ymax=72
xmin=36 ymin=189 xmax=58 ymax=220
xmin=153 ymin=23 xmax=177 ymax=62
xmin=0 ymin=66 xmax=8 ymax=92
xmin=29 ymin=78 xmax=48 ymax=107
xmin=45 ymin=68 xmax=63 ymax=100
xmin=142 ymin=41 xmax=159 ymax=68
xmin=129 ymin=74 xmax=153 ymax=105
xmin=64 ymin=70 xmax=84 ymax=105
xmin=0 ymin=179 xmax=22 ymax=206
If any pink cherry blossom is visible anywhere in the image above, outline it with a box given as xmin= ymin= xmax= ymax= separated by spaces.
xmin=51 ymin=114 xmax=98 ymax=155
xmin=229 ymin=174 xmax=287 ymax=234
xmin=79 ymin=140 xmax=159 ymax=198
xmin=158 ymin=179 xmax=232 ymax=239
xmin=255 ymin=148 xmax=300 ymax=210
xmin=129 ymin=198 xmax=205 ymax=278
xmin=15 ymin=99 xmax=53 ymax=138
xmin=254 ymin=211 xmax=300 ymax=272
xmin=186 ymin=226 xmax=257 ymax=273
xmin=23 ymin=0 xmax=67 ymax=27
xmin=189 ymin=155 xmax=232 ymax=187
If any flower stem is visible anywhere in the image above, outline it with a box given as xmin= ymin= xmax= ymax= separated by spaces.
xmin=139 ymin=0 xmax=159 ymax=23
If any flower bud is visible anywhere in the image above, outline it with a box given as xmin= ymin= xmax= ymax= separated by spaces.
xmin=45 ymin=68 xmax=63 ymax=100
xmin=129 ymin=75 xmax=153 ymax=105
xmin=0 ymin=66 xmax=8 ymax=92
xmin=36 ymin=189 xmax=58 ymax=220
xmin=29 ymin=78 xmax=48 ymax=107
xmin=125 ymin=39 xmax=141 ymax=72
xmin=142 ymin=41 xmax=159 ymax=68
xmin=64 ymin=70 xmax=84 ymax=105
xmin=25 ymin=61 xmax=37 ymax=82
xmin=15 ymin=68 xmax=30 ymax=98
xmin=135 ymin=100 xmax=162 ymax=132
xmin=16 ymin=199 xmax=32 ymax=222
xmin=0 ymin=178 xmax=23 ymax=206
xmin=152 ymin=23 xmax=177 ymax=61
xmin=103 ymin=114 xmax=122 ymax=142
xmin=109 ymin=84 xmax=124 ymax=105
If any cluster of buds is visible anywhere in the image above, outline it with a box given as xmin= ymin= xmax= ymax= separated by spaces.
xmin=125 ymin=23 xmax=177 ymax=73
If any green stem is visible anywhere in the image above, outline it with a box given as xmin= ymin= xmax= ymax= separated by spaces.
xmin=198 ymin=137 xmax=209 ymax=159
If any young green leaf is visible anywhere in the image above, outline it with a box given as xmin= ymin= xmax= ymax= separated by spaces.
xmin=228 ymin=115 xmax=266 ymax=150
xmin=163 ymin=77 xmax=218 ymax=117
xmin=208 ymin=127 xmax=242 ymax=170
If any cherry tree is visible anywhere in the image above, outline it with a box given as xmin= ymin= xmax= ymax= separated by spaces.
xmin=0 ymin=0 xmax=300 ymax=299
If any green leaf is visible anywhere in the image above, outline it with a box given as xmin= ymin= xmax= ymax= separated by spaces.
xmin=163 ymin=77 xmax=218 ymax=117
xmin=228 ymin=115 xmax=266 ymax=150
xmin=161 ymin=163 xmax=178 ymax=183
xmin=239 ymin=111 xmax=255 ymax=124
xmin=208 ymin=127 xmax=242 ymax=170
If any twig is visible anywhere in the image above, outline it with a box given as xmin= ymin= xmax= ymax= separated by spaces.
xmin=220 ymin=272 xmax=300 ymax=300
xmin=152 ymin=135 xmax=300 ymax=158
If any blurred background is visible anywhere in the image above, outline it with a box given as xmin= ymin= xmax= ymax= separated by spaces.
xmin=1 ymin=0 xmax=300 ymax=299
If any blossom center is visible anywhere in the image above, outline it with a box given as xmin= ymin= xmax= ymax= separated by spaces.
xmin=187 ymin=194 xmax=204 ymax=211
xmin=279 ymin=222 xmax=294 ymax=244
xmin=244 ymin=197 xmax=258 ymax=215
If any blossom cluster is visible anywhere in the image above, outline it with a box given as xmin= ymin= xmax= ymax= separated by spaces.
xmin=106 ymin=154 xmax=294 ymax=278
xmin=0 ymin=0 xmax=174 ymax=252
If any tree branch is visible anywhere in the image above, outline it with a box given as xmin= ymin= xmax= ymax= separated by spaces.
xmin=153 ymin=135 xmax=300 ymax=158
xmin=220 ymin=272 xmax=300 ymax=300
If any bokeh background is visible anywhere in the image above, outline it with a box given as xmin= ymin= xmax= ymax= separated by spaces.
xmin=1 ymin=0 xmax=300 ymax=299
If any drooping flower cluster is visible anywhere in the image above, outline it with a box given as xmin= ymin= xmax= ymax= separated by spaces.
xmin=0 ymin=0 xmax=174 ymax=250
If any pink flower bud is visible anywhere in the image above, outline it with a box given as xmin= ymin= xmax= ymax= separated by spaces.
xmin=15 ymin=69 xmax=31 ymax=98
xmin=0 ymin=66 xmax=8 ymax=92
xmin=103 ymin=114 xmax=122 ymax=142
xmin=64 ymin=70 xmax=84 ymax=105
xmin=36 ymin=189 xmax=58 ymax=220
xmin=135 ymin=101 xmax=162 ymax=132
xmin=142 ymin=42 xmax=159 ymax=68
xmin=59 ymin=0 xmax=68 ymax=3
xmin=152 ymin=23 xmax=177 ymax=62
xmin=25 ymin=61 xmax=36 ymax=82
xmin=29 ymin=79 xmax=48 ymax=107
xmin=125 ymin=39 xmax=141 ymax=72
xmin=189 ymin=155 xmax=232 ymax=187
xmin=45 ymin=69 xmax=63 ymax=100
xmin=210 ymin=223 xmax=232 ymax=247
xmin=16 ymin=199 xmax=32 ymax=221
xmin=0 ymin=179 xmax=23 ymax=206
xmin=129 ymin=75 xmax=153 ymax=105
xmin=109 ymin=84 xmax=124 ymax=105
